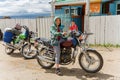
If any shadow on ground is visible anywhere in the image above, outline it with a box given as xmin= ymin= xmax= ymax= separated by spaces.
xmin=10 ymin=52 xmax=23 ymax=58
xmin=45 ymin=67 xmax=114 ymax=80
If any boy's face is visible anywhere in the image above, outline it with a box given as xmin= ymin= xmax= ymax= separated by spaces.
xmin=56 ymin=18 xmax=61 ymax=26
xmin=71 ymin=21 xmax=75 ymax=26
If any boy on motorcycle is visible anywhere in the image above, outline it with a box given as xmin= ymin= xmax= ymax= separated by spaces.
xmin=69 ymin=20 xmax=78 ymax=31
xmin=50 ymin=16 xmax=66 ymax=76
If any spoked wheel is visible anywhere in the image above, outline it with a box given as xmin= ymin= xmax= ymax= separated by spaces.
xmin=37 ymin=48 xmax=55 ymax=69
xmin=22 ymin=43 xmax=38 ymax=59
xmin=79 ymin=50 xmax=103 ymax=73
xmin=5 ymin=47 xmax=14 ymax=55
xmin=5 ymin=42 xmax=14 ymax=55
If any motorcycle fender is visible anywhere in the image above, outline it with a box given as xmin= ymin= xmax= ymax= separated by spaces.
xmin=80 ymin=48 xmax=99 ymax=57
xmin=22 ymin=43 xmax=29 ymax=48
xmin=85 ymin=48 xmax=96 ymax=51
xmin=21 ymin=43 xmax=29 ymax=53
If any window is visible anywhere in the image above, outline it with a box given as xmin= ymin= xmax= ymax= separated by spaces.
xmin=102 ymin=2 xmax=109 ymax=14
xmin=65 ymin=9 xmax=69 ymax=15
xmin=117 ymin=4 xmax=120 ymax=15
xmin=71 ymin=9 xmax=75 ymax=15
xmin=71 ymin=8 xmax=78 ymax=16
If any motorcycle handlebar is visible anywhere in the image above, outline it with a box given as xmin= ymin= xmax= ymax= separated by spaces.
xmin=83 ymin=33 xmax=93 ymax=35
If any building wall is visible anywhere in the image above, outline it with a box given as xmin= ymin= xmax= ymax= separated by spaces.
xmin=55 ymin=0 xmax=120 ymax=16
xmin=89 ymin=0 xmax=120 ymax=16
xmin=109 ymin=2 xmax=116 ymax=15
xmin=102 ymin=0 xmax=110 ymax=2
xmin=109 ymin=0 xmax=120 ymax=15
xmin=87 ymin=15 xmax=120 ymax=45
xmin=55 ymin=6 xmax=74 ymax=31
xmin=55 ymin=5 xmax=84 ymax=31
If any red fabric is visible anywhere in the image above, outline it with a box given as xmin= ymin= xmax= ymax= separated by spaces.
xmin=69 ymin=24 xmax=78 ymax=31
xmin=57 ymin=27 xmax=61 ymax=40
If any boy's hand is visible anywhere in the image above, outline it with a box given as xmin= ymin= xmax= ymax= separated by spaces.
xmin=62 ymin=32 xmax=67 ymax=36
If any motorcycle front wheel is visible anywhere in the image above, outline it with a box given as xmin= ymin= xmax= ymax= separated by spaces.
xmin=22 ymin=43 xmax=38 ymax=59
xmin=79 ymin=50 xmax=103 ymax=73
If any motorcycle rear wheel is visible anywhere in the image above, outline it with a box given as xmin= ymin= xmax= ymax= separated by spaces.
xmin=37 ymin=48 xmax=55 ymax=69
xmin=5 ymin=47 xmax=14 ymax=55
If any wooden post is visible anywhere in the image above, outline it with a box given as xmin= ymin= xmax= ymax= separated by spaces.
xmin=51 ymin=0 xmax=55 ymax=20
xmin=85 ymin=0 xmax=90 ymax=32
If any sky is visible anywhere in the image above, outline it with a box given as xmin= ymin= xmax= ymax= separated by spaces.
xmin=0 ymin=0 xmax=52 ymax=16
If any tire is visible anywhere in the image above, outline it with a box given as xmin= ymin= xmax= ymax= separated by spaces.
xmin=0 ymin=33 xmax=3 ymax=40
xmin=22 ymin=43 xmax=38 ymax=59
xmin=37 ymin=48 xmax=55 ymax=69
xmin=78 ymin=50 xmax=103 ymax=73
xmin=0 ymin=35 xmax=2 ymax=40
xmin=5 ymin=47 xmax=14 ymax=55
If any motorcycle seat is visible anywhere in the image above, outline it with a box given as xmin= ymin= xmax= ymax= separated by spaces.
xmin=60 ymin=40 xmax=73 ymax=48
xmin=36 ymin=38 xmax=51 ymax=46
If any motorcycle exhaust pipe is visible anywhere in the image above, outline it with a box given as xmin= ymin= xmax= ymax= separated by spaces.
xmin=37 ymin=56 xmax=55 ymax=64
xmin=3 ymin=44 xmax=16 ymax=50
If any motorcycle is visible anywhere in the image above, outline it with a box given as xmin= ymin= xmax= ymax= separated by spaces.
xmin=36 ymin=31 xmax=103 ymax=73
xmin=3 ymin=26 xmax=38 ymax=59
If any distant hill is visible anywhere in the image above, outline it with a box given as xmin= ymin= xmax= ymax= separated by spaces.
xmin=0 ymin=13 xmax=51 ymax=19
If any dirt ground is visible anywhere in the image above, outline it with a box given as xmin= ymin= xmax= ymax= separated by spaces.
xmin=0 ymin=42 xmax=120 ymax=80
